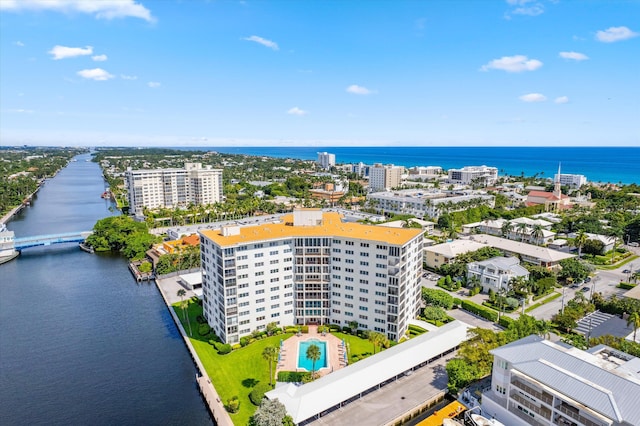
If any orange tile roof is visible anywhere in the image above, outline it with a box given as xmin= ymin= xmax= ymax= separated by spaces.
xmin=200 ymin=212 xmax=423 ymax=247
xmin=182 ymin=234 xmax=200 ymax=246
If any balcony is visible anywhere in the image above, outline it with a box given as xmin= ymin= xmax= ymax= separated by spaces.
xmin=388 ymin=267 xmax=400 ymax=277
xmin=510 ymin=393 xmax=551 ymax=420
xmin=511 ymin=379 xmax=553 ymax=406
xmin=555 ymin=404 xmax=603 ymax=426
xmin=388 ymin=258 xmax=400 ymax=267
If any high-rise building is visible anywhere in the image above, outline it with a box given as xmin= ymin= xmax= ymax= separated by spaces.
xmin=199 ymin=210 xmax=423 ymax=344
xmin=369 ymin=163 xmax=403 ymax=191
xmin=317 ymin=152 xmax=336 ymax=169
xmin=554 ymin=173 xmax=587 ymax=188
xmin=126 ymin=163 xmax=223 ymax=215
xmin=447 ymin=165 xmax=498 ymax=186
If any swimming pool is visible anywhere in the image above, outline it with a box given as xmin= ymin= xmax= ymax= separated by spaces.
xmin=297 ymin=339 xmax=328 ymax=371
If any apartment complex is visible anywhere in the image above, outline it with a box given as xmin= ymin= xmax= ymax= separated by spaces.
xmin=367 ymin=189 xmax=495 ymax=219
xmin=482 ymin=335 xmax=640 ymax=426
xmin=448 ymin=165 xmax=498 ymax=186
xmin=198 ymin=210 xmax=424 ymax=344
xmin=554 ymin=173 xmax=588 ymax=188
xmin=126 ymin=163 xmax=223 ymax=215
xmin=369 ymin=163 xmax=403 ymax=191
xmin=316 ymin=152 xmax=336 ymax=170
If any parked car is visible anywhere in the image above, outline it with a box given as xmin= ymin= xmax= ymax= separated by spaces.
xmin=581 ymin=286 xmax=590 ymax=292
xmin=623 ymin=269 xmax=631 ymax=274
xmin=585 ymin=277 xmax=591 ymax=283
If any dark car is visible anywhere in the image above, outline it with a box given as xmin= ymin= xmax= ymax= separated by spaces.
xmin=623 ymin=269 xmax=631 ymax=274
xmin=581 ymin=286 xmax=590 ymax=292
xmin=585 ymin=277 xmax=591 ymax=283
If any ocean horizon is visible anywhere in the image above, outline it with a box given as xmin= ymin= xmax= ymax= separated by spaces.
xmin=167 ymin=146 xmax=638 ymax=185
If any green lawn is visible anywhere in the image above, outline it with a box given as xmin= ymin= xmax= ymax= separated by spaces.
xmin=172 ymin=301 xmax=293 ymax=425
xmin=595 ymin=254 xmax=638 ymax=270
xmin=172 ymin=302 xmax=380 ymax=424
xmin=332 ymin=331 xmax=378 ymax=359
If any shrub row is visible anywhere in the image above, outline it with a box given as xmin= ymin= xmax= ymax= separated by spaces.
xmin=461 ymin=300 xmax=498 ymax=322
xmin=618 ymin=282 xmax=637 ymax=290
xmin=277 ymin=371 xmax=312 ymax=382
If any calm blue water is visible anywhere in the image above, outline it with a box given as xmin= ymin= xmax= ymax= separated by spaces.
xmin=200 ymin=146 xmax=639 ymax=185
xmin=0 ymin=154 xmax=212 ymax=425
xmin=298 ymin=340 xmax=327 ymax=371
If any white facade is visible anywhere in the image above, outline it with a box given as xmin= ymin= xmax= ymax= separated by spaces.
xmin=448 ymin=165 xmax=498 ymax=186
xmin=199 ymin=210 xmax=424 ymax=344
xmin=482 ymin=335 xmax=640 ymax=426
xmin=367 ymin=189 xmax=495 ymax=219
xmin=467 ymin=256 xmax=529 ymax=293
xmin=316 ymin=152 xmax=336 ymax=170
xmin=406 ymin=166 xmax=443 ymax=181
xmin=554 ymin=173 xmax=587 ymax=188
xmin=369 ymin=163 xmax=403 ymax=191
xmin=126 ymin=163 xmax=223 ymax=215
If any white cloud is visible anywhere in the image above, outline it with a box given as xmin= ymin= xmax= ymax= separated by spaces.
xmin=15 ymin=41 xmax=25 ymax=47
xmin=287 ymin=107 xmax=308 ymax=116
xmin=505 ymin=0 xmax=544 ymax=19
xmin=595 ymin=26 xmax=638 ymax=43
xmin=49 ymin=45 xmax=93 ymax=60
xmin=77 ymin=68 xmax=114 ymax=81
xmin=147 ymin=81 xmax=161 ymax=88
xmin=559 ymin=51 xmax=589 ymax=61
xmin=243 ymin=35 xmax=279 ymax=50
xmin=519 ymin=93 xmax=547 ymax=102
xmin=92 ymin=54 xmax=108 ymax=62
xmin=554 ymin=96 xmax=569 ymax=104
xmin=0 ymin=0 xmax=155 ymax=22
xmin=6 ymin=108 xmax=34 ymax=113
xmin=346 ymin=84 xmax=374 ymax=95
xmin=480 ymin=55 xmax=543 ymax=72
xmin=120 ymin=74 xmax=138 ymax=80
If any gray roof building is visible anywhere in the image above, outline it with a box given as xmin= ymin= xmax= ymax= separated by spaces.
xmin=482 ymin=335 xmax=640 ymax=426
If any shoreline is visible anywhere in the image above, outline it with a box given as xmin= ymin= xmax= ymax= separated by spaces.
xmin=154 ymin=276 xmax=234 ymax=426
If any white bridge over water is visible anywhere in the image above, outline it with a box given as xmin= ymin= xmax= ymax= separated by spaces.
xmin=13 ymin=231 xmax=93 ymax=251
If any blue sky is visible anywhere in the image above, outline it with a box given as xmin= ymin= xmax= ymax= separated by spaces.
xmin=1 ymin=0 xmax=638 ymax=147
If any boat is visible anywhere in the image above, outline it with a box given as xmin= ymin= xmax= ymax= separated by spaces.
xmin=0 ymin=228 xmax=19 ymax=264
xmin=471 ymin=414 xmax=505 ymax=426
xmin=443 ymin=419 xmax=465 ymax=426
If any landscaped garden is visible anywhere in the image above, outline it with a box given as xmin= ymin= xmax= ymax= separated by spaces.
xmin=172 ymin=300 xmax=380 ymax=425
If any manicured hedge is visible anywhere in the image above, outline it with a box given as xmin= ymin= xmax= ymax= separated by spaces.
xmin=249 ymin=383 xmax=272 ymax=406
xmin=618 ymin=282 xmax=637 ymax=290
xmin=498 ymin=316 xmax=514 ymax=328
xmin=422 ymin=288 xmax=454 ymax=309
xmin=461 ymin=300 xmax=498 ymax=322
xmin=277 ymin=371 xmax=311 ymax=382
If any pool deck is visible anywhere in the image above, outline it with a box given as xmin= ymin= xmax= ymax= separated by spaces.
xmin=277 ymin=326 xmax=347 ymax=377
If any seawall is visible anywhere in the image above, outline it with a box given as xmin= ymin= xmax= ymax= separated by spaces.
xmin=154 ymin=278 xmax=234 ymax=426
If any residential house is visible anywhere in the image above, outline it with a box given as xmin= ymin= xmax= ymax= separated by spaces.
xmin=467 ymin=256 xmax=529 ymax=293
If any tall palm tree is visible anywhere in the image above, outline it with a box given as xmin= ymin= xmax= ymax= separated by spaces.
xmin=177 ymin=289 xmax=187 ymax=321
xmin=574 ymin=231 xmax=588 ymax=258
xmin=627 ymin=311 xmax=640 ymax=342
xmin=516 ymin=222 xmax=528 ymax=242
xmin=501 ymin=220 xmax=513 ymax=239
xmin=531 ymin=224 xmax=544 ymax=245
xmin=368 ymin=331 xmax=386 ymax=354
xmin=262 ymin=346 xmax=279 ymax=386
xmin=306 ymin=344 xmax=321 ymax=379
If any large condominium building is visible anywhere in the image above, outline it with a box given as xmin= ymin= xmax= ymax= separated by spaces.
xmin=126 ymin=163 xmax=223 ymax=215
xmin=448 ymin=165 xmax=498 ymax=186
xmin=367 ymin=189 xmax=495 ymax=219
xmin=482 ymin=335 xmax=640 ymax=426
xmin=554 ymin=173 xmax=588 ymax=188
xmin=369 ymin=163 xmax=403 ymax=191
xmin=199 ymin=210 xmax=424 ymax=344
xmin=316 ymin=152 xmax=336 ymax=170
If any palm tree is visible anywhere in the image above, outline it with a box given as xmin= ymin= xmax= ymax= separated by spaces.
xmin=627 ymin=311 xmax=640 ymax=342
xmin=574 ymin=231 xmax=588 ymax=258
xmin=368 ymin=331 xmax=386 ymax=354
xmin=306 ymin=344 xmax=321 ymax=379
xmin=516 ymin=222 xmax=528 ymax=242
xmin=531 ymin=224 xmax=544 ymax=245
xmin=501 ymin=220 xmax=513 ymax=239
xmin=262 ymin=346 xmax=279 ymax=386
xmin=177 ymin=289 xmax=187 ymax=321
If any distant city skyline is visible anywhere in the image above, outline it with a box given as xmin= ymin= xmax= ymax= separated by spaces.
xmin=1 ymin=0 xmax=638 ymax=147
